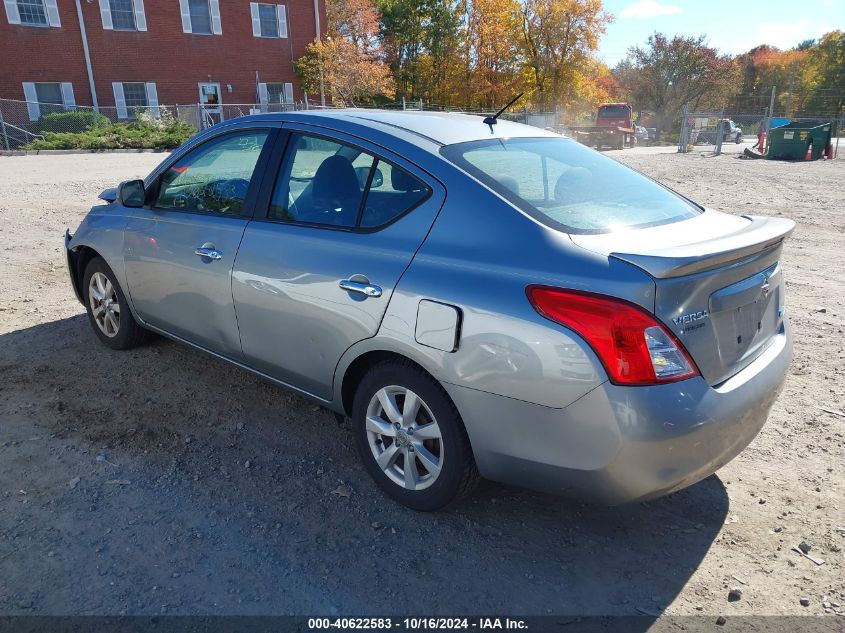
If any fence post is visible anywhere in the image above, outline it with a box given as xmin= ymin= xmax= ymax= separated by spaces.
xmin=0 ymin=102 xmax=9 ymax=151
xmin=678 ymin=105 xmax=689 ymax=153
xmin=714 ymin=110 xmax=725 ymax=156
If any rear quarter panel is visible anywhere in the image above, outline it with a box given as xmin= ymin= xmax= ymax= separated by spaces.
xmin=335 ymin=167 xmax=657 ymax=410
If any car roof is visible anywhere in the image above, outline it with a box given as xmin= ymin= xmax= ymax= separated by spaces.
xmin=224 ymin=109 xmax=560 ymax=148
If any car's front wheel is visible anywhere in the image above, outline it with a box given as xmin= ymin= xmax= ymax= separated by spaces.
xmin=352 ymin=360 xmax=480 ymax=511
xmin=83 ymin=257 xmax=147 ymax=350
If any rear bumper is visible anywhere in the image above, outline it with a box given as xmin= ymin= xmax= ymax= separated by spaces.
xmin=446 ymin=320 xmax=792 ymax=504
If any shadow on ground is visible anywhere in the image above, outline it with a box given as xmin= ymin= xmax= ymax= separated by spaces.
xmin=0 ymin=317 xmax=728 ymax=620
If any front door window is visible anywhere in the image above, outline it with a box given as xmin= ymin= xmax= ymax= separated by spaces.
xmin=154 ymin=131 xmax=269 ymax=215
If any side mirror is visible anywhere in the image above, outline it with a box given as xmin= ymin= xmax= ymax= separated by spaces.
xmin=118 ymin=179 xmax=146 ymax=208
xmin=370 ymin=167 xmax=384 ymax=188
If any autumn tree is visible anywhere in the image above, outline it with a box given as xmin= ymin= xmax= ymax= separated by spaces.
xmin=615 ymin=33 xmax=740 ymax=133
xmin=801 ymin=31 xmax=845 ymax=114
xmin=518 ymin=0 xmax=611 ymax=110
xmin=464 ymin=0 xmax=523 ymax=109
xmin=295 ymin=0 xmax=394 ymax=105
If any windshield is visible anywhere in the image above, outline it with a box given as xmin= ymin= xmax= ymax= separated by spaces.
xmin=598 ymin=106 xmax=630 ymax=118
xmin=440 ymin=137 xmax=701 ymax=234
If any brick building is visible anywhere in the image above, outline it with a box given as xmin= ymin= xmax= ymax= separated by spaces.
xmin=0 ymin=0 xmax=326 ymax=121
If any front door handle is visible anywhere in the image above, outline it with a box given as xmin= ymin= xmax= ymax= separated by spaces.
xmin=339 ymin=279 xmax=382 ymax=297
xmin=195 ymin=246 xmax=223 ymax=260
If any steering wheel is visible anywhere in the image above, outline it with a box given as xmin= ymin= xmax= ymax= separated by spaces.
xmin=200 ymin=178 xmax=250 ymax=212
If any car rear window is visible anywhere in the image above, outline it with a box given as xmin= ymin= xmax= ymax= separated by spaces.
xmin=440 ymin=137 xmax=701 ymax=234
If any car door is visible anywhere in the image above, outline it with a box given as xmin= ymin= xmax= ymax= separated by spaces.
xmin=123 ymin=126 xmax=276 ymax=358
xmin=232 ymin=129 xmax=445 ymax=399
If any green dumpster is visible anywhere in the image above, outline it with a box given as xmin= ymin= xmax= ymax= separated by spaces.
xmin=766 ymin=121 xmax=832 ymax=160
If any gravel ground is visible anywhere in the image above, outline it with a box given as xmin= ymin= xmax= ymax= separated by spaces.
xmin=0 ymin=149 xmax=843 ymax=621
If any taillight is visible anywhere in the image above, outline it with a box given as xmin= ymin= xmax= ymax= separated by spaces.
xmin=526 ymin=286 xmax=698 ymax=386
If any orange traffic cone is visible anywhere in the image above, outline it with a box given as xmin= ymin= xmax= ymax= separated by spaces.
xmin=805 ymin=144 xmax=813 ymax=161
xmin=825 ymin=143 xmax=833 ymax=159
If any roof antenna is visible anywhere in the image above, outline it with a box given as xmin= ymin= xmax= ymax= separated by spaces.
xmin=482 ymin=93 xmax=524 ymax=133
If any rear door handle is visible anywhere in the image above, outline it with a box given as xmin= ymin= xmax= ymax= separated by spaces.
xmin=195 ymin=246 xmax=223 ymax=260
xmin=339 ymin=279 xmax=382 ymax=297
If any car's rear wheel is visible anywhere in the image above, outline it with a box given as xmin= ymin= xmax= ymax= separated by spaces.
xmin=83 ymin=257 xmax=147 ymax=350
xmin=351 ymin=360 xmax=479 ymax=511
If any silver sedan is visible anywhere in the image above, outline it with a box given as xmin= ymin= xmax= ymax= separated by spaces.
xmin=65 ymin=111 xmax=793 ymax=511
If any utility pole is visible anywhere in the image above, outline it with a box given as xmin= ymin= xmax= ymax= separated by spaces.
xmin=765 ymin=85 xmax=776 ymax=137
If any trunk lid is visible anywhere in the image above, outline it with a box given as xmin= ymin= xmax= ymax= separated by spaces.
xmin=570 ymin=211 xmax=794 ymax=385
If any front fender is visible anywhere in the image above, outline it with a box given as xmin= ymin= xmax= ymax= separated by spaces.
xmin=65 ymin=207 xmax=132 ymax=311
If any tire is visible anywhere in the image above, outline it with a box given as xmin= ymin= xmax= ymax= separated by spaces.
xmin=735 ymin=133 xmax=743 ymax=144
xmin=351 ymin=360 xmax=480 ymax=511
xmin=82 ymin=257 xmax=147 ymax=350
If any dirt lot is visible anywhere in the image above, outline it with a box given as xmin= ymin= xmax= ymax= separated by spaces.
xmin=0 ymin=149 xmax=843 ymax=622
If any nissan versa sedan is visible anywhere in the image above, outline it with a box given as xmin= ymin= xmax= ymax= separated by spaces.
xmin=64 ymin=111 xmax=794 ymax=511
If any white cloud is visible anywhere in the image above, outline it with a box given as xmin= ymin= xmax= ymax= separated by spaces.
xmin=618 ymin=0 xmax=682 ymax=19
xmin=709 ymin=18 xmax=818 ymax=55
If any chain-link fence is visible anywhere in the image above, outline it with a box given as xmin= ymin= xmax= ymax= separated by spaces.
xmin=678 ymin=107 xmax=844 ymax=159
xmin=1 ymin=97 xmax=568 ymax=150
xmin=0 ymin=98 xmax=313 ymax=149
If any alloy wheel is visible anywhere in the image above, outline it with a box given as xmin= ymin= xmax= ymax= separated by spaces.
xmin=365 ymin=386 xmax=443 ymax=491
xmin=88 ymin=271 xmax=120 ymax=338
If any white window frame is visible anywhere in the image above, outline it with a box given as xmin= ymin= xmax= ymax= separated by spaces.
xmin=22 ymin=81 xmax=75 ymax=121
xmin=99 ymin=0 xmax=146 ymax=31
xmin=5 ymin=0 xmax=61 ymax=27
xmin=179 ymin=0 xmax=221 ymax=35
xmin=113 ymin=81 xmax=158 ymax=119
xmin=258 ymin=82 xmax=294 ymax=110
xmin=250 ymin=2 xmax=286 ymax=38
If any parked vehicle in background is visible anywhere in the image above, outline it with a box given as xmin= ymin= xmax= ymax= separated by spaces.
xmin=635 ymin=125 xmax=649 ymax=143
xmin=570 ymin=103 xmax=637 ymax=150
xmin=65 ymin=111 xmax=794 ymax=511
xmin=697 ymin=119 xmax=744 ymax=144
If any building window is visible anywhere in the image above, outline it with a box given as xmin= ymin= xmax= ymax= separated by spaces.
xmin=16 ymin=0 xmax=47 ymax=25
xmin=109 ymin=0 xmax=135 ymax=29
xmin=34 ymin=82 xmax=63 ymax=108
xmin=6 ymin=0 xmax=59 ymax=27
xmin=258 ymin=82 xmax=293 ymax=111
xmin=250 ymin=2 xmax=286 ymax=38
xmin=112 ymin=81 xmax=158 ymax=119
xmin=258 ymin=4 xmax=277 ymax=36
xmin=122 ymin=82 xmax=148 ymax=111
xmin=266 ymin=83 xmax=291 ymax=105
xmin=188 ymin=0 xmax=211 ymax=34
xmin=22 ymin=81 xmax=75 ymax=121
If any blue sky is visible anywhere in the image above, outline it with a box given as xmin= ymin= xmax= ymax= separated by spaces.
xmin=598 ymin=0 xmax=845 ymax=67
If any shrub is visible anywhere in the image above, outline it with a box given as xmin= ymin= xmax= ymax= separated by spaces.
xmin=25 ymin=114 xmax=196 ymax=151
xmin=37 ymin=110 xmax=110 ymax=133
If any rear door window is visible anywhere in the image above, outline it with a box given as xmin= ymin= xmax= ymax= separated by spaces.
xmin=269 ymin=133 xmax=431 ymax=229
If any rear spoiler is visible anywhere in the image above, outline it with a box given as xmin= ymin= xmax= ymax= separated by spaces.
xmin=610 ymin=215 xmax=795 ymax=279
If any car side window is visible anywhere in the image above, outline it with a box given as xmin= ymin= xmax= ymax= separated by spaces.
xmin=154 ymin=131 xmax=269 ymax=215
xmin=269 ymin=133 xmax=431 ymax=229
xmin=269 ymin=134 xmax=373 ymax=228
